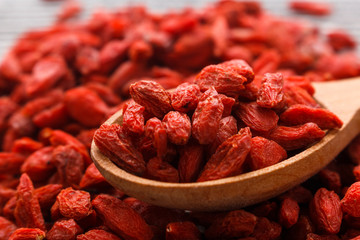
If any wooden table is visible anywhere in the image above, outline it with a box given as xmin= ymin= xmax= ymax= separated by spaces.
xmin=0 ymin=0 xmax=359 ymax=58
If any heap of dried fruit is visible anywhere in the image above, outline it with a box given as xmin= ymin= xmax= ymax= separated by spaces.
xmin=0 ymin=0 xmax=360 ymax=239
xmin=94 ymin=59 xmax=343 ymax=182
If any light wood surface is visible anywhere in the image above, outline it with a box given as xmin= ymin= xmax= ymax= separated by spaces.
xmin=2 ymin=0 xmax=360 ymax=59
xmin=91 ymin=78 xmax=360 ymax=211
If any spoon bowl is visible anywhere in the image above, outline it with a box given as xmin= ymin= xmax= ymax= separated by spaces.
xmin=91 ymin=77 xmax=360 ymax=211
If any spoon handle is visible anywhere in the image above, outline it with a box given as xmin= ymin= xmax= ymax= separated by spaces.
xmin=313 ymin=77 xmax=360 ymax=125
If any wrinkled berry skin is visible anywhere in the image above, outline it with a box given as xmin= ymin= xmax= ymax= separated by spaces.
xmin=129 ymin=80 xmax=172 ymax=118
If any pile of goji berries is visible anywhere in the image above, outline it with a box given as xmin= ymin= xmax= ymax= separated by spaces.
xmin=94 ymin=60 xmax=343 ymax=182
xmin=1 ymin=0 xmax=360 ymax=239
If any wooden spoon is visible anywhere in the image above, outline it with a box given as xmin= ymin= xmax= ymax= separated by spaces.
xmin=91 ymin=77 xmax=360 ymax=211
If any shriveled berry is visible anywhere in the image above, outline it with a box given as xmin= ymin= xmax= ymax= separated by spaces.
xmin=146 ymin=157 xmax=179 ymax=183
xmin=129 ymin=80 xmax=172 ymax=118
xmin=257 ymin=73 xmax=284 ymax=108
xmin=163 ymin=111 xmax=191 ymax=145
xmin=234 ymin=102 xmax=278 ymax=133
xmin=310 ymin=188 xmax=342 ymax=234
xmin=248 ymin=137 xmax=287 ymax=171
xmin=94 ymin=124 xmax=146 ymax=175
xmin=280 ymin=104 xmax=343 ymax=129
xmin=56 ymin=187 xmax=92 ymax=220
xmin=195 ymin=59 xmax=254 ymax=97
xmin=192 ymin=87 xmax=224 ymax=145
xmin=170 ymin=83 xmax=200 ymax=113
xmin=92 ymin=194 xmax=153 ymax=240
xmin=268 ymin=123 xmax=326 ymax=151
xmin=197 ymin=127 xmax=251 ymax=182
xmin=205 ymin=210 xmax=257 ymax=239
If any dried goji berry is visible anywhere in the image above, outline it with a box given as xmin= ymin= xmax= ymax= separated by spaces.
xmin=122 ymin=101 xmax=145 ymax=136
xmin=341 ymin=182 xmax=360 ymax=218
xmin=170 ymin=83 xmax=200 ymax=113
xmin=222 ymin=45 xmax=253 ymax=63
xmin=248 ymin=136 xmax=287 ymax=171
xmin=0 ymin=152 xmax=26 ymax=175
xmin=195 ymin=60 xmax=254 ymax=97
xmin=284 ymin=215 xmax=315 ymax=240
xmin=77 ymin=229 xmax=122 ymax=240
xmin=327 ymin=30 xmax=356 ymax=51
xmin=129 ymin=80 xmax=172 ymax=119
xmin=3 ymin=195 xmax=17 ymax=221
xmin=164 ymin=29 xmax=213 ymax=69
xmin=79 ymin=163 xmax=108 ymax=190
xmin=11 ymin=137 xmax=43 ymax=156
xmin=268 ymin=123 xmax=326 ymax=151
xmin=0 ymin=186 xmax=16 ymax=213
xmin=33 ymin=102 xmax=69 ymax=128
xmin=8 ymin=111 xmax=36 ymax=138
xmin=94 ymin=124 xmax=146 ymax=175
xmin=163 ymin=111 xmax=191 ymax=145
xmin=218 ymin=94 xmax=235 ymax=118
xmin=284 ymin=75 xmax=315 ymax=96
xmin=145 ymin=157 xmax=179 ymax=183
xmin=208 ymin=116 xmax=238 ymax=155
xmin=178 ymin=142 xmax=204 ymax=183
xmin=22 ymin=89 xmax=64 ymax=117
xmin=14 ymin=174 xmax=45 ymax=230
xmin=166 ymin=221 xmax=201 ymax=240
xmin=319 ymin=169 xmax=342 ymax=194
xmin=197 ymin=127 xmax=252 ymax=182
xmin=34 ymin=184 xmax=63 ymax=212
xmin=64 ymin=87 xmax=109 ymax=128
xmin=257 ymin=73 xmax=284 ymax=109
xmin=160 ymin=13 xmax=197 ymax=35
xmin=145 ymin=117 xmax=167 ymax=158
xmin=129 ymin=40 xmax=153 ymax=63
xmin=279 ymin=197 xmax=300 ymax=228
xmin=289 ymin=0 xmax=332 ymax=16
xmin=283 ymin=84 xmax=319 ymax=108
xmin=0 ymin=53 xmax=21 ymax=82
xmin=0 ymin=216 xmax=16 ymax=240
xmin=85 ymin=82 xmax=122 ymax=106
xmin=251 ymin=217 xmax=282 ymax=240
xmin=124 ymin=197 xmax=188 ymax=237
xmin=92 ymin=194 xmax=153 ymax=240
xmin=280 ymin=104 xmax=343 ymax=129
xmin=50 ymin=200 xmax=61 ymax=221
xmin=306 ymin=233 xmax=340 ymax=240
xmin=26 ymin=56 xmax=67 ymax=96
xmin=21 ymin=146 xmax=55 ymax=182
xmin=250 ymin=201 xmax=278 ymax=219
xmin=192 ymin=87 xmax=224 ymax=144
xmin=47 ymin=219 xmax=83 ymax=240
xmin=211 ymin=15 xmax=229 ymax=57
xmin=52 ymin=145 xmax=85 ymax=188
xmin=75 ymin=47 xmax=100 ymax=75
xmin=56 ymin=187 xmax=92 ymax=220
xmin=205 ymin=210 xmax=257 ymax=239
xmin=310 ymin=188 xmax=342 ymax=234
xmin=48 ymin=129 xmax=91 ymax=165
xmin=57 ymin=0 xmax=82 ymax=22
xmin=99 ymin=40 xmax=129 ymax=74
xmin=252 ymin=50 xmax=281 ymax=76
xmin=234 ymin=102 xmax=278 ymax=133
xmin=76 ymin=129 xmax=96 ymax=151
xmin=279 ymin=185 xmax=313 ymax=204
xmin=108 ymin=61 xmax=147 ymax=96
xmin=0 ymin=97 xmax=18 ymax=131
xmin=8 ymin=228 xmax=46 ymax=240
